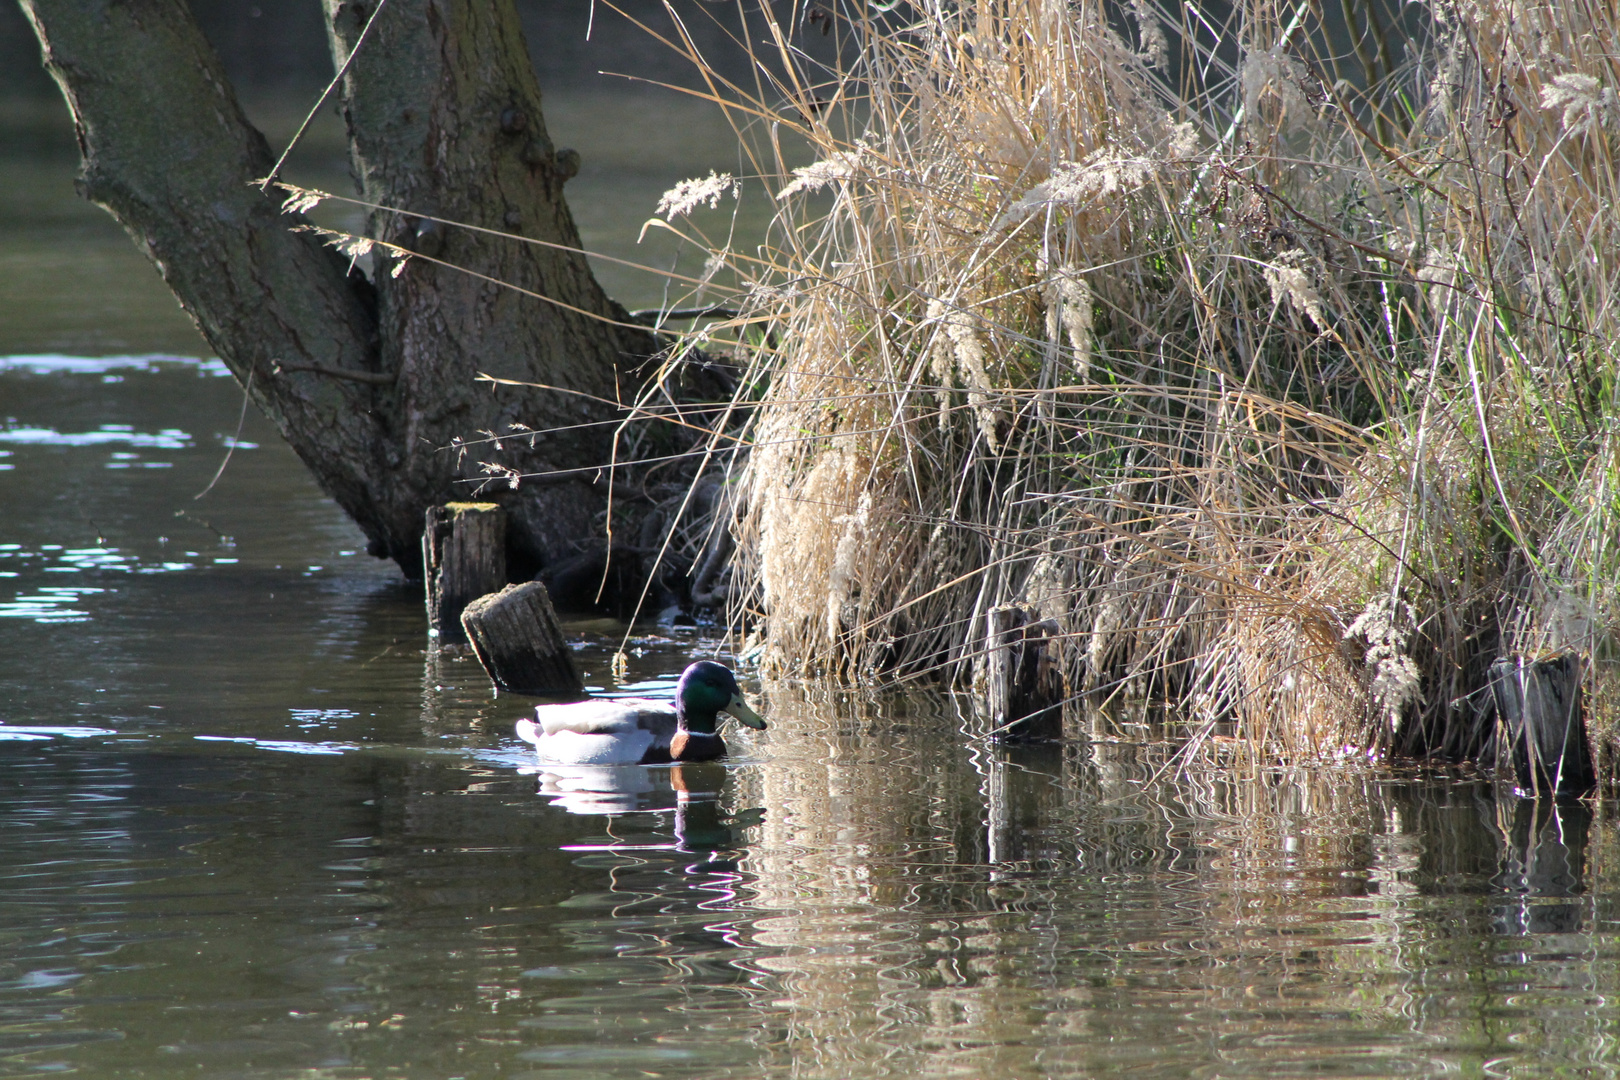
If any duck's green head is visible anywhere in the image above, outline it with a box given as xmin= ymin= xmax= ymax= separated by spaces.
xmin=675 ymin=661 xmax=767 ymax=734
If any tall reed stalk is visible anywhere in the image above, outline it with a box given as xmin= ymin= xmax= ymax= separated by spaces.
xmin=644 ymin=0 xmax=1620 ymax=763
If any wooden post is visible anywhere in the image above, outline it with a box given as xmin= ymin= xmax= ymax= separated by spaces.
xmin=983 ymin=605 xmax=1064 ymax=741
xmin=1490 ymin=652 xmax=1594 ymax=798
xmin=460 ymin=581 xmax=584 ymax=696
xmin=423 ymin=502 xmax=506 ymax=643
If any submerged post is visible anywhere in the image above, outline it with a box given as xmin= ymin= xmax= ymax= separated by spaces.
xmin=460 ymin=581 xmax=583 ymax=696
xmin=982 ymin=605 xmax=1064 ymax=740
xmin=423 ymin=502 xmax=507 ymax=643
xmin=1490 ymin=652 xmax=1594 ymax=798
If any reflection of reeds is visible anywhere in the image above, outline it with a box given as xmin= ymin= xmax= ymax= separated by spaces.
xmin=637 ymin=0 xmax=1620 ymax=763
xmin=726 ymin=687 xmax=1611 ymax=1074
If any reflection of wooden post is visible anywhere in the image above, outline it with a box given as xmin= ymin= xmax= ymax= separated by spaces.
xmin=1493 ymin=797 xmax=1591 ymax=935
xmin=983 ymin=605 xmax=1064 ymax=740
xmin=984 ymin=749 xmax=1013 ymax=868
xmin=1491 ymin=653 xmax=1594 ymax=797
xmin=423 ymin=502 xmax=506 ymax=643
xmin=460 ymin=581 xmax=583 ymax=696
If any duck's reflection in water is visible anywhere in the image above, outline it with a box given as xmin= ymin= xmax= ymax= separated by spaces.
xmin=531 ymin=763 xmax=673 ymax=815
xmin=523 ymin=760 xmax=764 ymax=874
xmin=671 ymin=763 xmax=766 ymax=874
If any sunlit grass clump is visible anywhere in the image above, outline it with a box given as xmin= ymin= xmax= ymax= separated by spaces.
xmin=651 ymin=0 xmax=1620 ymax=764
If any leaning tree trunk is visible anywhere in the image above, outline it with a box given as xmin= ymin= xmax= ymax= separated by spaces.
xmin=18 ymin=0 xmax=661 ymax=574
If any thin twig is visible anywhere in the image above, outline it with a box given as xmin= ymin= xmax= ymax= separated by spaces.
xmin=194 ymin=365 xmax=254 ymax=499
xmin=273 ymin=360 xmax=397 ymax=386
xmin=260 ymin=0 xmax=393 ymax=192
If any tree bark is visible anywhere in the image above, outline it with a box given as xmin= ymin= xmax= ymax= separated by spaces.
xmin=18 ymin=0 xmax=661 ymax=574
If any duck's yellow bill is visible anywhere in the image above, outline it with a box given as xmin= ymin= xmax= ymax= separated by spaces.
xmin=726 ymin=694 xmax=767 ymax=730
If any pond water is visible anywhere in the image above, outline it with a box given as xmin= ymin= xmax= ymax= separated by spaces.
xmin=4 ymin=87 xmax=1620 ymax=1080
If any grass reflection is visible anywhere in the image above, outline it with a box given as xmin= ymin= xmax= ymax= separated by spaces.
xmin=710 ymin=683 xmax=1617 ymax=1078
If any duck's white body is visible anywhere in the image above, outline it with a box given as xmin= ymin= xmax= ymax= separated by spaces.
xmin=515 ymin=698 xmax=681 ymax=766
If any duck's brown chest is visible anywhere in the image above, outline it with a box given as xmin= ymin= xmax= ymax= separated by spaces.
xmin=668 ymin=730 xmax=726 ymax=762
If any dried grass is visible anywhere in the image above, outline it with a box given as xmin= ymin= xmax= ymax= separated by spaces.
xmin=628 ymin=0 xmax=1620 ymax=763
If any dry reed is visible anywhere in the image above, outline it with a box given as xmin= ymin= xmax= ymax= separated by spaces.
xmin=630 ymin=0 xmax=1620 ymax=766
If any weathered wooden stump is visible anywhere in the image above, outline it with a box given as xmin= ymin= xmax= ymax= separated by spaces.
xmin=460 ymin=581 xmax=584 ymax=696
xmin=423 ymin=502 xmax=506 ymax=643
xmin=982 ymin=605 xmax=1065 ymax=741
xmin=1490 ymin=652 xmax=1594 ymax=798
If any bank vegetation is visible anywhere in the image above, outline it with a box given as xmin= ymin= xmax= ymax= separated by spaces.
xmin=642 ymin=0 xmax=1620 ymax=766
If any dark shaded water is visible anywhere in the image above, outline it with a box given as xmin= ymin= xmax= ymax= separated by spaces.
xmin=4 ymin=91 xmax=1620 ymax=1080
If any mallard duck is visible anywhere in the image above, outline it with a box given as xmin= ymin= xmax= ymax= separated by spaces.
xmin=515 ymin=661 xmax=766 ymax=765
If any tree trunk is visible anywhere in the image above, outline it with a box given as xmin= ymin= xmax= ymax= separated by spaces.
xmin=17 ymin=0 xmax=661 ymax=574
